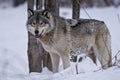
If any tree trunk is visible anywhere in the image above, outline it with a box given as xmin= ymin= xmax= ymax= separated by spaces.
xmin=87 ymin=0 xmax=94 ymax=7
xmin=27 ymin=0 xmax=60 ymax=73
xmin=71 ymin=0 xmax=80 ymax=62
xmin=13 ymin=0 xmax=26 ymax=7
xmin=72 ymin=0 xmax=80 ymax=19
xmin=44 ymin=0 xmax=59 ymax=71
xmin=36 ymin=0 xmax=42 ymax=9
xmin=36 ymin=0 xmax=52 ymax=71
xmin=45 ymin=0 xmax=59 ymax=16
xmin=27 ymin=0 xmax=43 ymax=73
xmin=104 ymin=0 xmax=113 ymax=6
xmin=27 ymin=0 xmax=53 ymax=73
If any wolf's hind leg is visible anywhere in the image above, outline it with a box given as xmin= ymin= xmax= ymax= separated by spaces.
xmin=95 ymin=33 xmax=112 ymax=69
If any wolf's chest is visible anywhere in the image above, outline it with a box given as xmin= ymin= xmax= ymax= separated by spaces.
xmin=42 ymin=43 xmax=59 ymax=54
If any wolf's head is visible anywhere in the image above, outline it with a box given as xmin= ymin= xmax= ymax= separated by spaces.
xmin=26 ymin=9 xmax=54 ymax=38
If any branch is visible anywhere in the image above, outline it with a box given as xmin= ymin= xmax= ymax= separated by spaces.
xmin=83 ymin=7 xmax=92 ymax=19
xmin=117 ymin=14 xmax=120 ymax=24
xmin=76 ymin=63 xmax=79 ymax=74
xmin=112 ymin=50 xmax=120 ymax=60
xmin=112 ymin=50 xmax=120 ymax=66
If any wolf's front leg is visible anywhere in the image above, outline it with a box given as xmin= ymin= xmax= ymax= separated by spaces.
xmin=61 ymin=54 xmax=70 ymax=69
xmin=49 ymin=53 xmax=60 ymax=73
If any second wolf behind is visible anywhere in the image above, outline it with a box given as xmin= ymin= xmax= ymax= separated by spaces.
xmin=27 ymin=9 xmax=112 ymax=73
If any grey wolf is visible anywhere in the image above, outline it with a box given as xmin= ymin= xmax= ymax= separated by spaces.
xmin=26 ymin=9 xmax=112 ymax=73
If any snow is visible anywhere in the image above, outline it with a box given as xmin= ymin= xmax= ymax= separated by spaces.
xmin=0 ymin=3 xmax=120 ymax=80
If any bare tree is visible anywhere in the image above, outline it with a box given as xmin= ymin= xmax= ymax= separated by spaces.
xmin=45 ymin=0 xmax=59 ymax=16
xmin=27 ymin=0 xmax=46 ymax=73
xmin=72 ymin=0 xmax=80 ymax=19
xmin=71 ymin=0 xmax=80 ymax=62
xmin=44 ymin=0 xmax=60 ymax=72
xmin=36 ymin=0 xmax=53 ymax=72
xmin=27 ymin=0 xmax=60 ymax=73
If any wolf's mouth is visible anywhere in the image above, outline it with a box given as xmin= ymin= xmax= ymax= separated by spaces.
xmin=35 ymin=29 xmax=44 ymax=38
xmin=35 ymin=34 xmax=40 ymax=38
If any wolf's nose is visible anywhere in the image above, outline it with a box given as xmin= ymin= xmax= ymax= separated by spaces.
xmin=35 ymin=30 xmax=39 ymax=35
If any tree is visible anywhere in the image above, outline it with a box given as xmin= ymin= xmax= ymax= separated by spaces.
xmin=27 ymin=0 xmax=43 ymax=73
xmin=13 ymin=0 xmax=26 ymax=7
xmin=72 ymin=0 xmax=80 ymax=19
xmin=43 ymin=0 xmax=60 ymax=71
xmin=86 ymin=0 xmax=94 ymax=7
xmin=104 ymin=0 xmax=113 ymax=6
xmin=27 ymin=0 xmax=52 ymax=73
xmin=71 ymin=0 xmax=80 ymax=62
xmin=45 ymin=0 xmax=59 ymax=16
xmin=27 ymin=0 xmax=60 ymax=73
xmin=35 ymin=0 xmax=53 ymax=71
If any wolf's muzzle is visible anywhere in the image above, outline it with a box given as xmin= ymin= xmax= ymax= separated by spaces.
xmin=34 ymin=30 xmax=39 ymax=38
xmin=35 ymin=30 xmax=39 ymax=35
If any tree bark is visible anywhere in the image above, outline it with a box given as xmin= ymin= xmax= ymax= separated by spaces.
xmin=45 ymin=0 xmax=59 ymax=16
xmin=27 ymin=0 xmax=34 ymax=10
xmin=27 ymin=33 xmax=43 ymax=72
xmin=36 ymin=0 xmax=42 ymax=9
xmin=72 ymin=0 xmax=80 ymax=19
xmin=13 ymin=0 xmax=26 ymax=7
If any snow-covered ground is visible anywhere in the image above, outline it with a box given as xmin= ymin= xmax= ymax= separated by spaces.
xmin=0 ymin=3 xmax=120 ymax=80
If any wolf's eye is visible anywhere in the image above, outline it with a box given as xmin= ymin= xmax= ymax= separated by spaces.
xmin=31 ymin=21 xmax=36 ymax=25
xmin=39 ymin=21 xmax=43 ymax=25
xmin=40 ymin=22 xmax=43 ymax=25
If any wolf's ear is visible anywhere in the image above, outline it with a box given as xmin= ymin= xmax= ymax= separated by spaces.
xmin=42 ymin=10 xmax=50 ymax=19
xmin=28 ymin=9 xmax=34 ymax=18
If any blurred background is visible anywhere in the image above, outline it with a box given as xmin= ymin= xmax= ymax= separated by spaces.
xmin=0 ymin=0 xmax=120 ymax=8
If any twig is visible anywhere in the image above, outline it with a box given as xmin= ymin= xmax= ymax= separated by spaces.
xmin=112 ymin=50 xmax=120 ymax=66
xmin=76 ymin=63 xmax=79 ymax=74
xmin=94 ymin=50 xmax=120 ymax=72
xmin=117 ymin=14 xmax=120 ymax=24
xmin=112 ymin=50 xmax=120 ymax=60
xmin=83 ymin=7 xmax=92 ymax=19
